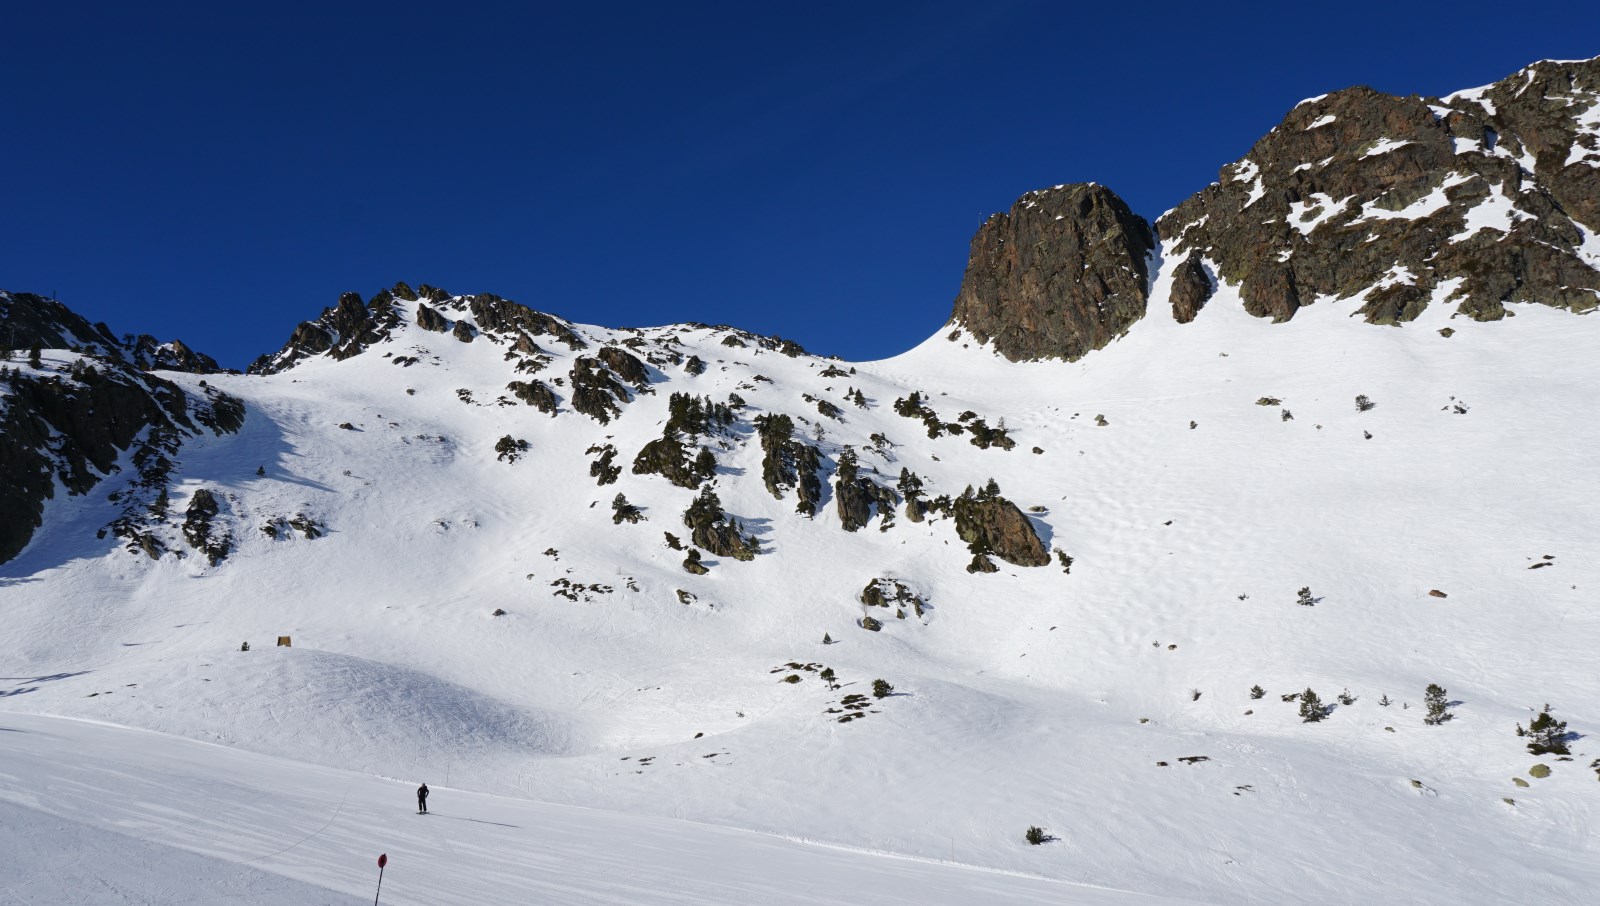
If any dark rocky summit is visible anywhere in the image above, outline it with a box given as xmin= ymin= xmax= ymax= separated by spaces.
xmin=250 ymin=287 xmax=405 ymax=373
xmin=1159 ymin=58 xmax=1600 ymax=324
xmin=949 ymin=183 xmax=1156 ymax=361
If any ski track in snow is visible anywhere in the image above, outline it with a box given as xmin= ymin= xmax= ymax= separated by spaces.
xmin=0 ymin=713 xmax=1175 ymax=905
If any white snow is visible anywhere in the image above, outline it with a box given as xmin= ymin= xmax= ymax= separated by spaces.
xmin=1306 ymin=114 xmax=1336 ymax=129
xmin=1287 ymin=193 xmax=1349 ymax=234
xmin=5 ymin=274 xmax=1600 ymax=904
xmin=1354 ymin=172 xmax=1473 ymax=223
xmin=1229 ymin=160 xmax=1265 ymax=209
xmin=1452 ymin=181 xmax=1537 ymax=239
xmin=1362 ymin=138 xmax=1414 ymax=157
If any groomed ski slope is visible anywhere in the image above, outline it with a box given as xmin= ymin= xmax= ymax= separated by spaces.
xmin=4 ymin=255 xmax=1600 ymax=903
xmin=0 ymin=713 xmax=1187 ymax=905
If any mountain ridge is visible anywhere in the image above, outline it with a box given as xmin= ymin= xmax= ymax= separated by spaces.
xmin=3 ymin=54 xmax=1599 ymax=904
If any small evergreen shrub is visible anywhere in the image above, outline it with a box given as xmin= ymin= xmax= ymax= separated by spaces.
xmin=1025 ymin=826 xmax=1047 ymax=846
xmin=1355 ymin=394 xmax=1375 ymax=412
xmin=1299 ymin=688 xmax=1329 ymax=722
xmin=1520 ymin=705 xmax=1570 ymax=755
xmin=1249 ymin=685 xmax=1265 ymax=700
xmin=872 ymin=679 xmax=894 ymax=698
xmin=1423 ymin=684 xmax=1453 ymax=725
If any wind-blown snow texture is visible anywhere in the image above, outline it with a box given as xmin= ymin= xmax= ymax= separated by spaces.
xmin=4 ymin=59 xmax=1600 ymax=905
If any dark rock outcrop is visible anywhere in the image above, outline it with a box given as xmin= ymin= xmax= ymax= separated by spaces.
xmin=181 ymin=488 xmax=232 ymax=566
xmin=949 ymin=183 xmax=1156 ymax=361
xmin=598 ymin=345 xmax=650 ymax=387
xmin=465 ymin=294 xmax=586 ymax=350
xmin=952 ymin=492 xmax=1049 ymax=567
xmin=632 ymin=434 xmax=714 ymax=489
xmin=250 ymin=289 xmax=402 ymax=374
xmin=0 ymin=291 xmax=123 ymax=357
xmin=568 ymin=357 xmax=630 ymax=423
xmin=754 ymin=413 xmax=824 ymax=517
xmin=832 ymin=447 xmax=895 ymax=533
xmin=415 ymin=303 xmax=448 ymax=333
xmin=506 ymin=380 xmax=558 ymax=415
xmin=1168 ymin=252 xmax=1215 ymax=324
xmin=682 ymin=487 xmax=757 ymax=561
xmin=860 ymin=578 xmax=927 ymax=618
xmin=1158 ymin=58 xmax=1600 ymax=325
xmin=124 ymin=336 xmax=223 ymax=373
xmin=0 ymin=299 xmax=242 ymax=565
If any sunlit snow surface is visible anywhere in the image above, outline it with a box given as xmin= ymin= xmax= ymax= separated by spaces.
xmin=4 ymin=265 xmax=1600 ymax=904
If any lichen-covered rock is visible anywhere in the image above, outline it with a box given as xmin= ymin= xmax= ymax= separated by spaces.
xmin=950 ymin=183 xmax=1156 ymax=362
xmin=953 ymin=491 xmax=1049 ymax=567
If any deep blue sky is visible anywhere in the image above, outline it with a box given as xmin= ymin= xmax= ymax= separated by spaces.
xmin=6 ymin=2 xmax=1597 ymax=367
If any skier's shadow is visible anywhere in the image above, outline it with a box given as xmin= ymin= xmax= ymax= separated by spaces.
xmin=426 ymin=812 xmax=522 ymax=829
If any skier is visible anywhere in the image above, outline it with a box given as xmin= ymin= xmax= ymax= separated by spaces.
xmin=417 ymin=783 xmax=429 ymax=814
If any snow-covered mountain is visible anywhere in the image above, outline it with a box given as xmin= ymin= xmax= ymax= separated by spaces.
xmin=3 ymin=56 xmax=1599 ymax=905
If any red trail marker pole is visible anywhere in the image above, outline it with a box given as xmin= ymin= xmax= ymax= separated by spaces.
xmin=374 ymin=853 xmax=387 ymax=905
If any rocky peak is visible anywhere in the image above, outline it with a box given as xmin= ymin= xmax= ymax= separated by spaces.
xmin=123 ymin=336 xmax=223 ymax=374
xmin=249 ymin=286 xmax=407 ymax=374
xmin=1158 ymin=57 xmax=1600 ymax=325
xmin=948 ymin=183 xmax=1155 ymax=362
xmin=0 ymin=291 xmax=122 ymax=357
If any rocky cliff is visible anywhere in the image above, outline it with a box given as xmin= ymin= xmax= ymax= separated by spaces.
xmin=1158 ymin=58 xmax=1600 ymax=325
xmin=949 ymin=183 xmax=1155 ymax=361
xmin=0 ymin=293 xmax=244 ymax=564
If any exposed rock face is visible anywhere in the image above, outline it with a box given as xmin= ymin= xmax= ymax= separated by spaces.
xmin=1168 ymin=252 xmax=1215 ymax=324
xmin=506 ymin=380 xmax=557 ymax=415
xmin=250 ymin=289 xmax=403 ymax=374
xmin=0 ymin=292 xmax=243 ymax=565
xmin=465 ymin=294 xmax=586 ymax=351
xmin=682 ymin=487 xmax=757 ymax=561
xmin=832 ymin=448 xmax=895 ymax=532
xmin=124 ymin=336 xmax=223 ymax=373
xmin=1158 ymin=58 xmax=1600 ymax=324
xmin=754 ymin=413 xmax=824 ymax=517
xmin=181 ymin=488 xmax=232 ymax=566
xmin=949 ymin=183 xmax=1156 ymax=361
xmin=415 ymin=303 xmax=448 ymax=333
xmin=0 ymin=291 xmax=123 ymax=356
xmin=631 ymin=434 xmax=713 ymax=489
xmin=0 ymin=291 xmax=218 ymax=372
xmin=598 ymin=345 xmax=650 ymax=387
xmin=568 ymin=357 xmax=631 ymax=423
xmin=952 ymin=493 xmax=1049 ymax=567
